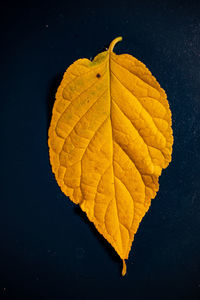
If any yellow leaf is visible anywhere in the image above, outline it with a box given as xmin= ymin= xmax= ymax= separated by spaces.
xmin=48 ymin=37 xmax=173 ymax=276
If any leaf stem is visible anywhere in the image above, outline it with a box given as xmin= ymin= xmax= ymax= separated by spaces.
xmin=109 ymin=36 xmax=123 ymax=53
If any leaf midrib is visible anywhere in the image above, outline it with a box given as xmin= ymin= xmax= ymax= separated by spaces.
xmin=108 ymin=51 xmax=125 ymax=257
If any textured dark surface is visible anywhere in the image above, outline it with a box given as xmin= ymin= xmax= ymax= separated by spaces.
xmin=1 ymin=0 xmax=200 ymax=299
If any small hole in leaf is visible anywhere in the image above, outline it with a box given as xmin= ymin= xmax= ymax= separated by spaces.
xmin=96 ymin=73 xmax=101 ymax=78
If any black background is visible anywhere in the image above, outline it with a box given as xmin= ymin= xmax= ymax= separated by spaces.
xmin=1 ymin=0 xmax=200 ymax=299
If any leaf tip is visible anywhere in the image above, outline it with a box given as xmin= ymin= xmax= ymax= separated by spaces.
xmin=122 ymin=259 xmax=127 ymax=276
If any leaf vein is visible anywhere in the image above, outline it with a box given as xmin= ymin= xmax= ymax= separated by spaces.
xmin=111 ymin=70 xmax=166 ymax=143
xmin=114 ymin=140 xmax=146 ymax=191
xmin=112 ymin=98 xmax=155 ymax=163
xmin=111 ymin=57 xmax=161 ymax=95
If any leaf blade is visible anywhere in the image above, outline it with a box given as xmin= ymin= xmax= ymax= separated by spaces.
xmin=48 ymin=37 xmax=173 ymax=275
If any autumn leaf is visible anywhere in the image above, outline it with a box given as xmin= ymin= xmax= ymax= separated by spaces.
xmin=48 ymin=37 xmax=173 ymax=276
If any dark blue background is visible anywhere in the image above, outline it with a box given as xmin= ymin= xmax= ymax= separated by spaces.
xmin=1 ymin=0 xmax=200 ymax=299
